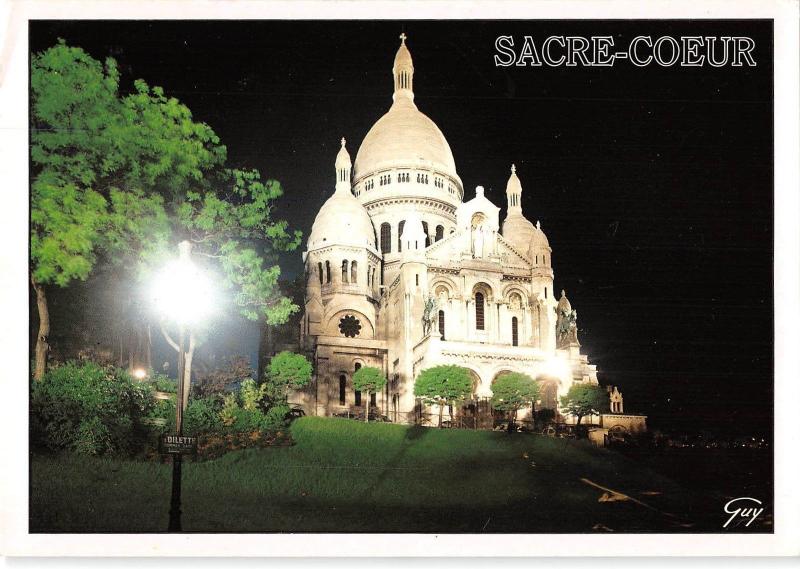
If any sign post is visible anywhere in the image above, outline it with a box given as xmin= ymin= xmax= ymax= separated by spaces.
xmin=167 ymin=324 xmax=188 ymax=532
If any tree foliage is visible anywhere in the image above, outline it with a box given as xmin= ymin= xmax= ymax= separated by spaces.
xmin=352 ymin=366 xmax=386 ymax=395
xmin=490 ymin=372 xmax=539 ymax=419
xmin=353 ymin=366 xmax=387 ymax=422
xmin=559 ymin=383 xmax=609 ymax=424
xmin=30 ymin=40 xmax=301 ymax=378
xmin=414 ymin=365 xmax=473 ymax=427
xmin=263 ymin=351 xmax=313 ymax=402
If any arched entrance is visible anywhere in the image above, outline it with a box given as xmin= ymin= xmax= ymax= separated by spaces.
xmin=535 ymin=375 xmax=562 ymax=425
xmin=456 ymin=369 xmax=492 ymax=429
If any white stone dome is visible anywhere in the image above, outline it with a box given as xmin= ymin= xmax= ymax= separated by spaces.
xmin=353 ymin=97 xmax=458 ymax=181
xmin=353 ymin=36 xmax=458 ymax=183
xmin=501 ymin=165 xmax=536 ymax=254
xmin=308 ymin=139 xmax=376 ymax=251
xmin=502 ymin=214 xmax=536 ymax=253
xmin=530 ymin=222 xmax=550 ymax=250
xmin=308 ymin=191 xmax=376 ymax=250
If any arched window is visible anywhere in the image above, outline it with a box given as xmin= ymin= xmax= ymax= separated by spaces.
xmin=398 ymin=220 xmax=405 ymax=252
xmin=438 ymin=309 xmax=445 ymax=340
xmin=435 ymin=225 xmax=444 ymax=242
xmin=475 ymin=292 xmax=485 ymax=330
xmin=339 ymin=375 xmax=346 ymax=405
xmin=342 ymin=260 xmax=349 ymax=283
xmin=544 ymin=287 xmax=548 ymax=299
xmin=380 ymin=223 xmax=391 ymax=253
xmin=317 ymin=262 xmax=323 ymax=285
xmin=512 ymin=316 xmax=519 ymax=346
xmin=325 ymin=260 xmax=331 ymax=283
xmin=422 ymin=221 xmax=430 ymax=247
xmin=351 ymin=260 xmax=358 ymax=283
xmin=354 ymin=363 xmax=362 ymax=406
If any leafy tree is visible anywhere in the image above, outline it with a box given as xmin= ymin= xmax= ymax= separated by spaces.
xmin=352 ymin=367 xmax=387 ymax=423
xmin=559 ymin=383 xmax=609 ymax=425
xmin=31 ymin=41 xmax=301 ymax=386
xmin=413 ymin=365 xmax=473 ymax=428
xmin=263 ymin=351 xmax=313 ymax=404
xmin=30 ymin=41 xmax=215 ymax=379
xmin=490 ymin=372 xmax=540 ymax=430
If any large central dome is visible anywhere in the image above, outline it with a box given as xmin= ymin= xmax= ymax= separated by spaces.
xmin=352 ymin=35 xmax=461 ymax=189
xmin=353 ymin=97 xmax=458 ymax=181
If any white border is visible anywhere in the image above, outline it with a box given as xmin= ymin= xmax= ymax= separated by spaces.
xmin=1 ymin=0 xmax=798 ymax=558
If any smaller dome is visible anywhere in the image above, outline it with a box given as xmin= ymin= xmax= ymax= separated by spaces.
xmin=308 ymin=139 xmax=376 ymax=251
xmin=308 ymin=192 xmax=375 ymax=250
xmin=530 ymin=221 xmax=550 ymax=249
xmin=501 ymin=214 xmax=536 ymax=253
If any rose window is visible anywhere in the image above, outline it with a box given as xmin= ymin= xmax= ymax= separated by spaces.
xmin=338 ymin=315 xmax=362 ymax=338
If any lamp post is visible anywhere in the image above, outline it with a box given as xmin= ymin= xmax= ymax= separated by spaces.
xmin=151 ymin=240 xmax=214 ymax=532
xmin=169 ymin=318 xmax=187 ymax=532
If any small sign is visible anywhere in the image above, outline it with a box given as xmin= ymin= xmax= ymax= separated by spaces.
xmin=160 ymin=435 xmax=198 ymax=455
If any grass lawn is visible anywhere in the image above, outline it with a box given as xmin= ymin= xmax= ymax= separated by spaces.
xmin=30 ymin=417 xmax=754 ymax=533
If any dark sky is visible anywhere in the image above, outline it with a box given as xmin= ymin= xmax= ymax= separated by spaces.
xmin=31 ymin=20 xmax=773 ymax=436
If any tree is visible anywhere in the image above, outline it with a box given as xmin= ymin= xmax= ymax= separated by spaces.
xmin=31 ymin=41 xmax=301 ymax=385
xmin=559 ymin=383 xmax=609 ymax=425
xmin=490 ymin=372 xmax=540 ymax=431
xmin=263 ymin=351 xmax=312 ymax=404
xmin=413 ymin=365 xmax=473 ymax=428
xmin=352 ymin=367 xmax=387 ymax=423
xmin=30 ymin=41 xmax=217 ymax=379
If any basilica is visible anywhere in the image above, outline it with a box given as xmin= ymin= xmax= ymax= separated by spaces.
xmin=295 ymin=35 xmax=645 ymax=433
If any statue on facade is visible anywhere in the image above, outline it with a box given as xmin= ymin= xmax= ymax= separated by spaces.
xmin=422 ymin=295 xmax=438 ymax=336
xmin=555 ymin=289 xmax=580 ymax=348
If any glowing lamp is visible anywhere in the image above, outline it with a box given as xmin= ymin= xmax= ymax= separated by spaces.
xmin=149 ymin=249 xmax=215 ymax=325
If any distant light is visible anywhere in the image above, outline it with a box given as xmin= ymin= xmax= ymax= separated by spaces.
xmin=149 ymin=258 xmax=215 ymax=325
xmin=132 ymin=368 xmax=148 ymax=380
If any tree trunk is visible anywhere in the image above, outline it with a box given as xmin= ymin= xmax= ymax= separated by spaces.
xmin=365 ymin=394 xmax=370 ymax=423
xmin=576 ymin=414 xmax=582 ymax=425
xmin=32 ymin=274 xmax=50 ymax=381
xmin=145 ymin=323 xmax=152 ymax=371
xmin=438 ymin=402 xmax=444 ymax=428
xmin=182 ymin=331 xmax=195 ymax=411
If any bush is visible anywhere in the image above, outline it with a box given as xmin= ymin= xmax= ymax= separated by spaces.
xmin=31 ymin=361 xmax=154 ymax=456
xmin=183 ymin=396 xmax=223 ymax=436
xmin=150 ymin=372 xmax=177 ymax=393
xmin=262 ymin=403 xmax=290 ymax=431
xmin=219 ymin=391 xmax=288 ymax=434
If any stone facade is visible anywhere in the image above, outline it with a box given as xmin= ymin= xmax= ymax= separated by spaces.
xmin=294 ymin=36 xmax=644 ymax=429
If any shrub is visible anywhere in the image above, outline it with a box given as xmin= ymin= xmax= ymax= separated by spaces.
xmin=150 ymin=372 xmax=177 ymax=393
xmin=262 ymin=403 xmax=290 ymax=431
xmin=31 ymin=361 xmax=154 ymax=455
xmin=219 ymin=390 xmax=288 ymax=434
xmin=263 ymin=351 xmax=312 ymax=403
xmin=183 ymin=396 xmax=223 ymax=436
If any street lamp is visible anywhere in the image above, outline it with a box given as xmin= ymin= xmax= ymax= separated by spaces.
xmin=150 ymin=240 xmax=215 ymax=532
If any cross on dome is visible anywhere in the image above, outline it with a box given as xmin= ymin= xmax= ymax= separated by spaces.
xmin=341 ymin=137 xmax=346 ymax=147
xmin=399 ymin=32 xmax=407 ymax=45
xmin=511 ymin=164 xmax=516 ymax=174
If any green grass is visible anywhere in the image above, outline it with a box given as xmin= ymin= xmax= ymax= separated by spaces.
xmin=30 ymin=417 xmax=730 ymax=533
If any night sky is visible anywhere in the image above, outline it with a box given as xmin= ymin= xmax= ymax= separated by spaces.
xmin=30 ymin=20 xmax=773 ymax=436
